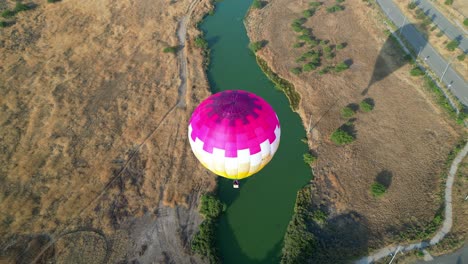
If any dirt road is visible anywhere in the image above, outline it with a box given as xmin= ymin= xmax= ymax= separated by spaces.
xmin=356 ymin=141 xmax=468 ymax=264
xmin=177 ymin=0 xmax=202 ymax=107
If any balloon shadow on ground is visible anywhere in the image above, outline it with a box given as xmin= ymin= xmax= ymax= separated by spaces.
xmin=362 ymin=23 xmax=428 ymax=96
xmin=310 ymin=211 xmax=372 ymax=263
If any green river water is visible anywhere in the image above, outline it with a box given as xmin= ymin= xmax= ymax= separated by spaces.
xmin=200 ymin=0 xmax=311 ymax=263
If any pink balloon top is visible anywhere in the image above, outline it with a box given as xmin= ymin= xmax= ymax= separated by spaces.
xmin=189 ymin=90 xmax=280 ymax=158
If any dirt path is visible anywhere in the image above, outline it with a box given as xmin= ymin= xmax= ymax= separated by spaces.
xmin=176 ymin=0 xmax=201 ymax=108
xmin=356 ymin=142 xmax=468 ymax=264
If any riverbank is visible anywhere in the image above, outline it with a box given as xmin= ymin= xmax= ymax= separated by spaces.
xmin=245 ymin=0 xmax=463 ymax=260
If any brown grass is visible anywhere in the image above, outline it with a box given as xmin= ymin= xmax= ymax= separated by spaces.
xmin=246 ymin=0 xmax=464 ymax=250
xmin=0 ymin=0 xmax=215 ymax=262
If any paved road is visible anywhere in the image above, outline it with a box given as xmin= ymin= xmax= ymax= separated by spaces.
xmin=415 ymin=244 xmax=468 ymax=264
xmin=414 ymin=0 xmax=467 ymax=52
xmin=376 ymin=0 xmax=468 ymax=107
xmin=356 ymin=142 xmax=468 ymax=264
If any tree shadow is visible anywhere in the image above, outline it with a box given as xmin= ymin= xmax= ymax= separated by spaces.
xmin=362 ymin=23 xmax=428 ymax=95
xmin=346 ymin=103 xmax=359 ymax=112
xmin=310 ymin=211 xmax=371 ymax=263
xmin=376 ymin=170 xmax=393 ymax=189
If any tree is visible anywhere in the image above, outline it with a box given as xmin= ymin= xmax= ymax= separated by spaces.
xmin=303 ymin=153 xmax=316 ymax=164
xmin=303 ymin=62 xmax=317 ymax=72
xmin=303 ymin=9 xmax=315 ymax=17
xmin=359 ymin=100 xmax=374 ymax=112
xmin=194 ymin=36 xmax=208 ymax=49
xmin=408 ymin=2 xmax=417 ymax=9
xmin=290 ymin=67 xmax=302 ymax=75
xmin=199 ymin=194 xmax=225 ymax=218
xmin=341 ymin=106 xmax=355 ymax=118
xmin=334 ymin=62 xmax=349 ymax=72
xmin=446 ymin=39 xmax=460 ymax=51
xmin=249 ymin=41 xmax=265 ymax=52
xmin=371 ymin=183 xmax=387 ymax=197
xmin=252 ymin=0 xmax=263 ymax=9
xmin=331 ymin=128 xmax=354 ymax=145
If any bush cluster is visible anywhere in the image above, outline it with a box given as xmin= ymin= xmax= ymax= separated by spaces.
xmin=191 ymin=194 xmax=226 ymax=264
xmin=446 ymin=39 xmax=459 ymax=51
xmin=330 ymin=128 xmax=354 ymax=145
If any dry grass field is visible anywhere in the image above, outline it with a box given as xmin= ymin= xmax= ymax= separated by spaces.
xmin=246 ymin=0 xmax=464 ymax=256
xmin=0 ymin=0 xmax=215 ymax=262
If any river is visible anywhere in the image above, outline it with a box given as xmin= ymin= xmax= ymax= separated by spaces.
xmin=199 ymin=0 xmax=312 ymax=263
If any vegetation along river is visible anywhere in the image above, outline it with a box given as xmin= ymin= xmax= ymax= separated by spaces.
xmin=199 ymin=0 xmax=312 ymax=262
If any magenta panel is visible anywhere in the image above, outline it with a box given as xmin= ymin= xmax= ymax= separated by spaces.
xmin=189 ymin=90 xmax=280 ymax=157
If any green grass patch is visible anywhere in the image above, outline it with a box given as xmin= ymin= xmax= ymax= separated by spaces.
xmin=303 ymin=8 xmax=315 ymax=17
xmin=464 ymin=18 xmax=468 ymax=26
xmin=309 ymin=1 xmax=322 ymax=7
xmin=457 ymin=53 xmax=466 ymax=61
xmin=14 ymin=2 xmax=30 ymax=13
xmin=257 ymin=57 xmax=301 ymax=111
xmin=444 ymin=0 xmax=453 ymax=5
xmin=293 ymin=42 xmax=304 ymax=48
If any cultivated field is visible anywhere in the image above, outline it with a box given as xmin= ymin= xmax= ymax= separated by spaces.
xmin=0 ymin=0 xmax=215 ymax=262
xmin=246 ymin=0 xmax=464 ymax=259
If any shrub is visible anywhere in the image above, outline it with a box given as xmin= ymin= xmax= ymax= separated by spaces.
xmin=0 ymin=21 xmax=7 ymax=28
xmin=325 ymin=52 xmax=335 ymax=59
xmin=298 ymin=34 xmax=313 ymax=42
xmin=163 ymin=46 xmax=178 ymax=53
xmin=281 ymin=188 xmax=317 ymax=264
xmin=410 ymin=67 xmax=425 ymax=76
xmin=436 ymin=31 xmax=444 ymax=37
xmin=303 ymin=62 xmax=317 ymax=72
xmin=1 ymin=10 xmax=15 ymax=18
xmin=191 ymin=219 xmax=220 ymax=264
xmin=302 ymin=51 xmax=316 ymax=58
xmin=336 ymin=0 xmax=345 ymax=3
xmin=318 ymin=67 xmax=330 ymax=75
xmin=464 ymin=19 xmax=468 ymax=26
xmin=249 ymin=41 xmax=265 ymax=52
xmin=14 ymin=2 xmax=30 ymax=13
xmin=47 ymin=0 xmax=61 ymax=2
xmin=326 ymin=5 xmax=344 ymax=13
xmin=303 ymin=153 xmax=316 ymax=165
xmin=444 ymin=0 xmax=453 ymax=5
xmin=341 ymin=106 xmax=355 ymax=118
xmin=199 ymin=195 xmax=225 ymax=218
xmin=334 ymin=62 xmax=349 ymax=72
xmin=293 ymin=42 xmax=304 ymax=48
xmin=194 ymin=36 xmax=208 ymax=49
xmin=336 ymin=43 xmax=344 ymax=50
xmin=457 ymin=53 xmax=466 ymax=61
xmin=290 ymin=67 xmax=302 ymax=75
xmin=323 ymin=45 xmax=332 ymax=53
xmin=296 ymin=56 xmax=307 ymax=63
xmin=408 ymin=2 xmax=417 ymax=9
xmin=252 ymin=0 xmax=263 ymax=9
xmin=331 ymin=128 xmax=354 ymax=145
xmin=446 ymin=39 xmax=459 ymax=51
xmin=359 ymin=100 xmax=374 ymax=112
xmin=303 ymin=9 xmax=315 ymax=17
xmin=191 ymin=194 xmax=225 ymax=263
xmin=309 ymin=1 xmax=322 ymax=7
xmin=371 ymin=183 xmax=387 ymax=197
xmin=291 ymin=22 xmax=303 ymax=32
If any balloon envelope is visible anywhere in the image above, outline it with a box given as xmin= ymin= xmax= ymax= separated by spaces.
xmin=188 ymin=90 xmax=281 ymax=179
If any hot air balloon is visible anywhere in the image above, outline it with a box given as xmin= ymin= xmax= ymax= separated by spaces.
xmin=188 ymin=90 xmax=280 ymax=188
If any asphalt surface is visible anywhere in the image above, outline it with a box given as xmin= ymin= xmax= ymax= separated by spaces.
xmin=415 ymin=244 xmax=468 ymax=264
xmin=414 ymin=0 xmax=467 ymax=52
xmin=376 ymin=0 xmax=468 ymax=107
